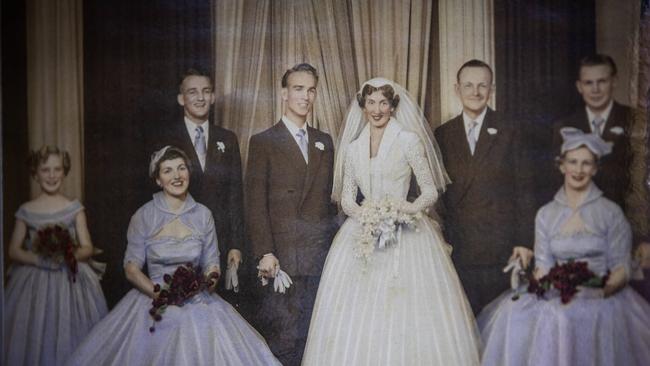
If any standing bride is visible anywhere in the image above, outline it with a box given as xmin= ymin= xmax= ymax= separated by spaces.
xmin=302 ymin=78 xmax=480 ymax=365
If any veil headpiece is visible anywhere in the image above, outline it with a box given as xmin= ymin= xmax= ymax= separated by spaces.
xmin=331 ymin=78 xmax=450 ymax=202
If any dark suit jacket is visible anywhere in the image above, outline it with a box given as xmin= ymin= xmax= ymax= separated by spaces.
xmin=245 ymin=121 xmax=336 ymax=277
xmin=550 ymin=101 xmax=633 ymax=210
xmin=157 ymin=120 xmax=245 ymax=273
xmin=435 ymin=108 xmax=536 ymax=266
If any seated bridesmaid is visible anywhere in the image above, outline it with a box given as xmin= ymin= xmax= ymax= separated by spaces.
xmin=478 ymin=128 xmax=650 ymax=366
xmin=4 ymin=145 xmax=108 ymax=366
xmin=67 ymin=146 xmax=280 ymax=366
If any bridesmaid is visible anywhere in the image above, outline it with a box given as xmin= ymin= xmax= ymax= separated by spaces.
xmin=4 ymin=145 xmax=108 ymax=366
xmin=478 ymin=128 xmax=650 ymax=366
xmin=67 ymin=146 xmax=280 ymax=365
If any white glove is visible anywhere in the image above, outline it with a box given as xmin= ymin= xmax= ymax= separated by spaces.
xmin=503 ymin=257 xmax=524 ymax=290
xmin=225 ymin=265 xmax=240 ymax=292
xmin=273 ymin=269 xmax=293 ymax=294
xmin=260 ymin=267 xmax=293 ymax=294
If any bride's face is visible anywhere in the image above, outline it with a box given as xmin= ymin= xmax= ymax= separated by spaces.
xmin=363 ymin=91 xmax=392 ymax=129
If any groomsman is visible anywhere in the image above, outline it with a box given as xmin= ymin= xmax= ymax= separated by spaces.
xmin=550 ymin=54 xmax=650 ymax=298
xmin=550 ymin=54 xmax=633 ymax=210
xmin=246 ymin=63 xmax=337 ymax=365
xmin=157 ymin=68 xmax=246 ymax=307
xmin=435 ymin=59 xmax=536 ymax=313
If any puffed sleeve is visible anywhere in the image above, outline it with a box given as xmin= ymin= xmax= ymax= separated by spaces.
xmin=402 ymin=134 xmax=438 ymax=214
xmin=200 ymin=213 xmax=220 ymax=270
xmin=606 ymin=206 xmax=632 ymax=276
xmin=341 ymin=149 xmax=362 ymax=219
xmin=123 ymin=209 xmax=147 ymax=269
xmin=534 ymin=208 xmax=554 ymax=275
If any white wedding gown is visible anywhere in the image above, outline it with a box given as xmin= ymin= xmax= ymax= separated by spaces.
xmin=302 ymin=121 xmax=480 ymax=365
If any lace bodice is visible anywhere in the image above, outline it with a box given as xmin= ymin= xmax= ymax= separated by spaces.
xmin=342 ymin=121 xmax=438 ymax=219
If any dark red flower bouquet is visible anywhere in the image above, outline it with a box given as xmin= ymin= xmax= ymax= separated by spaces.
xmin=527 ymin=260 xmax=609 ymax=304
xmin=149 ymin=263 xmax=219 ymax=332
xmin=34 ymin=224 xmax=79 ymax=282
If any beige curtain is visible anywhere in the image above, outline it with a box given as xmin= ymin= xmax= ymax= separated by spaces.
xmin=438 ymin=0 xmax=495 ymax=122
xmin=26 ymin=0 xmax=84 ymax=199
xmin=212 ymin=0 xmax=436 ymax=168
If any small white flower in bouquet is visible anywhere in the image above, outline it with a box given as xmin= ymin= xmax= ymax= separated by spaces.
xmin=356 ymin=197 xmax=423 ymax=262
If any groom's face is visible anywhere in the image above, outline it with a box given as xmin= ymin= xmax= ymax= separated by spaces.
xmin=282 ymin=71 xmax=317 ymax=123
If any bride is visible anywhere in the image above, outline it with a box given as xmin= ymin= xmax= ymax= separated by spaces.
xmin=302 ymin=78 xmax=480 ymax=365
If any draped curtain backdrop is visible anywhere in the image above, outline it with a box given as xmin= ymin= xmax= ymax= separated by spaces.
xmin=26 ymin=0 xmax=84 ymax=199
xmin=212 ymin=0 xmax=437 ymax=168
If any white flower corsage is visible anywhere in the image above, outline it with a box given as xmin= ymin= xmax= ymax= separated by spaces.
xmin=487 ymin=127 xmax=498 ymax=135
xmin=609 ymin=126 xmax=624 ymax=135
xmin=216 ymin=141 xmax=226 ymax=152
xmin=315 ymin=141 xmax=325 ymax=151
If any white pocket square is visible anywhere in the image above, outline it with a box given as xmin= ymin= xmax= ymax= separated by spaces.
xmin=487 ymin=128 xmax=498 ymax=135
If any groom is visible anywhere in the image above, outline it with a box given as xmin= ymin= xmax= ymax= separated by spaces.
xmin=245 ymin=63 xmax=337 ymax=365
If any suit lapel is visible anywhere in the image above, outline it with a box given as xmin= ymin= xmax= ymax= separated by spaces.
xmin=450 ymin=110 xmax=499 ymax=206
xmin=273 ymin=121 xmax=308 ymax=169
xmin=601 ymin=102 xmax=626 ymax=141
xmin=174 ymin=122 xmax=204 ymax=190
xmin=448 ymin=116 xmax=472 ymax=165
xmin=204 ymin=125 xmax=216 ymax=172
xmin=471 ymin=109 xmax=499 ymax=166
xmin=300 ymin=126 xmax=324 ymax=205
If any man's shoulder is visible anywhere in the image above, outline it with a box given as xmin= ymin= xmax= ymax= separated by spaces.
xmin=210 ymin=124 xmax=238 ymax=142
xmin=308 ymin=126 xmax=333 ymax=145
xmin=435 ymin=114 xmax=462 ymax=136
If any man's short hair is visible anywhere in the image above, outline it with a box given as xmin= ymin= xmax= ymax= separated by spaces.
xmin=578 ymin=54 xmax=618 ymax=78
xmin=179 ymin=68 xmax=213 ymax=92
xmin=456 ymin=59 xmax=494 ymax=83
xmin=281 ymin=63 xmax=319 ymax=88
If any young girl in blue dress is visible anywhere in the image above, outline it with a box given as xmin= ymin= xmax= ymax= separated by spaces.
xmin=4 ymin=145 xmax=108 ymax=366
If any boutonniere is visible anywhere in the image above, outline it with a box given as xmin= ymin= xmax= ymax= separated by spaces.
xmin=609 ymin=126 xmax=624 ymax=135
xmin=487 ymin=128 xmax=498 ymax=135
xmin=315 ymin=141 xmax=325 ymax=151
xmin=216 ymin=141 xmax=226 ymax=153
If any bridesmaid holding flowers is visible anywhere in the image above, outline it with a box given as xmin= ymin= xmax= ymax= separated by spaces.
xmin=4 ymin=145 xmax=108 ymax=366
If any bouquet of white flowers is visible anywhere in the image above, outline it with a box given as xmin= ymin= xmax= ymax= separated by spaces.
xmin=356 ymin=197 xmax=423 ymax=262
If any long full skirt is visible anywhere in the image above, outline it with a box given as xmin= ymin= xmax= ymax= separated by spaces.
xmin=302 ymin=217 xmax=481 ymax=365
xmin=67 ymin=289 xmax=280 ymax=365
xmin=478 ymin=287 xmax=650 ymax=366
xmin=4 ymin=263 xmax=108 ymax=366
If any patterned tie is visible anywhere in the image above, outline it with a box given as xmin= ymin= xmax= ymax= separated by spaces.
xmin=296 ymin=128 xmax=309 ymax=163
xmin=194 ymin=126 xmax=207 ymax=167
xmin=592 ymin=117 xmax=605 ymax=135
xmin=467 ymin=121 xmax=479 ymax=155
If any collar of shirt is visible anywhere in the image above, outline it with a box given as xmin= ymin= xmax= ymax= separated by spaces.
xmin=585 ymin=100 xmax=614 ymax=134
xmin=184 ymin=117 xmax=210 ymax=143
xmin=462 ymin=107 xmax=488 ymax=141
xmin=282 ymin=115 xmax=309 ymax=144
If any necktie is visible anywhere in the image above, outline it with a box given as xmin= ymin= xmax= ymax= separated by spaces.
xmin=592 ymin=117 xmax=605 ymax=135
xmin=296 ymin=128 xmax=308 ymax=163
xmin=467 ymin=121 xmax=478 ymax=155
xmin=194 ymin=126 xmax=207 ymax=168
